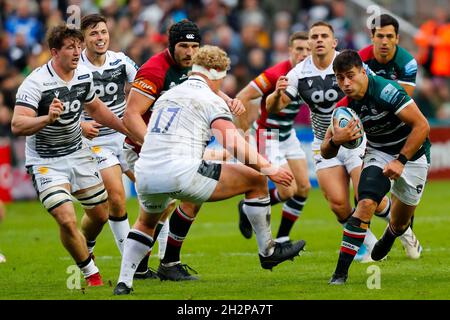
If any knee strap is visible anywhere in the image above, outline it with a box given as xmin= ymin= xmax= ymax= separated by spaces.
xmin=358 ymin=166 xmax=391 ymax=205
xmin=74 ymin=184 xmax=108 ymax=209
xmin=39 ymin=186 xmax=72 ymax=212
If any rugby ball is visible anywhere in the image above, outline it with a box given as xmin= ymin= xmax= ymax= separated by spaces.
xmin=330 ymin=107 xmax=364 ymax=149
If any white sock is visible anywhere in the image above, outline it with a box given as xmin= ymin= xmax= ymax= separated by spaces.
xmin=118 ymin=229 xmax=153 ymax=288
xmin=363 ymin=228 xmax=378 ymax=252
xmin=157 ymin=220 xmax=169 ymax=260
xmin=242 ymin=196 xmax=274 ymax=257
xmin=375 ymin=197 xmax=391 ymax=222
xmin=86 ymin=240 xmax=96 ymax=255
xmin=79 ymin=257 xmax=99 ymax=278
xmin=108 ymin=214 xmax=131 ymax=255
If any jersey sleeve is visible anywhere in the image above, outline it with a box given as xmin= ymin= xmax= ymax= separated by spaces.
xmin=15 ymin=75 xmax=42 ymax=111
xmin=378 ymin=80 xmax=413 ymax=114
xmin=121 ymin=52 xmax=139 ymax=83
xmin=208 ymin=98 xmax=233 ymax=127
xmin=285 ymin=67 xmax=299 ymax=101
xmin=131 ymin=63 xmax=165 ymax=101
xmin=398 ymin=58 xmax=418 ymax=87
xmin=250 ymin=66 xmax=278 ymax=95
xmin=85 ymin=73 xmax=96 ymax=104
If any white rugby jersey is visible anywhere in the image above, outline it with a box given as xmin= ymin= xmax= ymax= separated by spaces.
xmin=80 ymin=50 xmax=138 ymax=136
xmin=137 ymin=75 xmax=232 ymax=191
xmin=15 ymin=61 xmax=96 ymax=164
xmin=285 ymin=51 xmax=345 ymax=141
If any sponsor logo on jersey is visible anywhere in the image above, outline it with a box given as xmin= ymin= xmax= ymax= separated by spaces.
xmin=43 ymin=81 xmax=58 ymax=86
xmin=110 ymin=59 xmax=122 ymax=66
xmin=132 ymin=77 xmax=158 ymax=96
xmin=76 ymin=87 xmax=86 ymax=96
xmin=110 ymin=69 xmax=122 ymax=79
xmin=254 ymin=73 xmax=272 ymax=92
xmin=180 ymin=74 xmax=188 ymax=81
xmin=78 ymin=74 xmax=90 ymax=80
xmin=404 ymin=59 xmax=418 ymax=76
xmin=307 ymin=80 xmax=313 ymax=87
xmin=380 ymin=83 xmax=399 ymax=104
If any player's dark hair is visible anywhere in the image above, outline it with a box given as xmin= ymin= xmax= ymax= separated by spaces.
xmin=310 ymin=21 xmax=334 ymax=34
xmin=370 ymin=14 xmax=399 ymax=35
xmin=81 ymin=14 xmax=107 ymax=32
xmin=289 ymin=31 xmax=309 ymax=46
xmin=47 ymin=24 xmax=84 ymax=50
xmin=333 ymin=49 xmax=363 ymax=74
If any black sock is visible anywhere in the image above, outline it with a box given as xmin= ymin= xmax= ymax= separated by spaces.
xmin=269 ymin=188 xmax=281 ymax=206
xmin=161 ymin=206 xmax=195 ymax=264
xmin=276 ymin=195 xmax=306 ymax=238
xmin=334 ymin=216 xmax=368 ymax=276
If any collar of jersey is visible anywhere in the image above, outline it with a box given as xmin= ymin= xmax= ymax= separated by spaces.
xmin=189 ymin=74 xmax=208 ymax=85
xmin=47 ymin=59 xmax=77 ymax=84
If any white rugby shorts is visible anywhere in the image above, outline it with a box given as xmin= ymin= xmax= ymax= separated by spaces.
xmin=27 ymin=147 xmax=103 ymax=194
xmin=85 ymin=132 xmax=130 ymax=172
xmin=312 ymin=137 xmax=366 ymax=173
xmin=363 ymin=147 xmax=429 ymax=206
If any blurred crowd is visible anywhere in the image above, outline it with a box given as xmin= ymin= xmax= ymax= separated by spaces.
xmin=1 ymin=0 xmax=450 ymax=154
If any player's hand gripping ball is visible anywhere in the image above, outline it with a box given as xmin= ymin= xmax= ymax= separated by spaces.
xmin=331 ymin=107 xmax=364 ymax=149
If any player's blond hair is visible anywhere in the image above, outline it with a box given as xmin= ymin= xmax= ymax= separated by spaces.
xmin=192 ymin=45 xmax=230 ymax=72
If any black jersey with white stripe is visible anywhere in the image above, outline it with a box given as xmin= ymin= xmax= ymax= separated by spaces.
xmin=15 ymin=61 xmax=96 ymax=161
xmin=80 ymin=50 xmax=138 ymax=136
xmin=285 ymin=52 xmax=345 ymax=140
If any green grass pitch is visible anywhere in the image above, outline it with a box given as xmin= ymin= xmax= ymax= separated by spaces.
xmin=0 ymin=180 xmax=449 ymax=300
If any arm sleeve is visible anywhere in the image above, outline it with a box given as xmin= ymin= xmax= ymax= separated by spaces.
xmin=15 ymin=76 xmax=41 ymax=111
xmin=85 ymin=74 xmax=96 ymax=104
xmin=285 ymin=67 xmax=299 ymax=101
xmin=250 ymin=66 xmax=278 ymax=96
xmin=131 ymin=64 xmax=164 ymax=101
xmin=208 ymin=98 xmax=233 ymax=127
xmin=398 ymin=59 xmax=418 ymax=86
xmin=122 ymin=53 xmax=139 ymax=83
xmin=379 ymin=81 xmax=412 ymax=114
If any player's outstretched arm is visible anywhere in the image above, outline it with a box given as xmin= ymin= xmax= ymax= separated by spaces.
xmin=11 ymin=98 xmax=63 ymax=136
xmin=266 ymin=76 xmax=291 ymax=113
xmin=122 ymin=90 xmax=155 ymax=146
xmin=84 ymin=96 xmax=129 ymax=137
xmin=211 ymin=118 xmax=293 ymax=187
